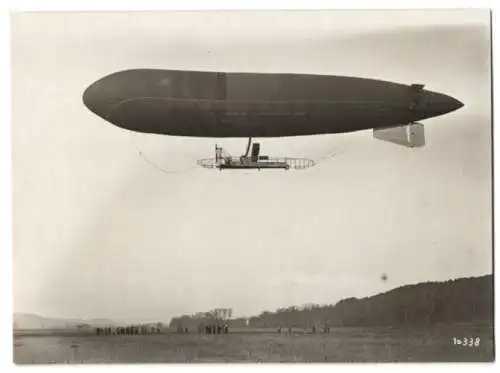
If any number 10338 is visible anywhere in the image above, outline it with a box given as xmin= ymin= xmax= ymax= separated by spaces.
xmin=453 ymin=337 xmax=480 ymax=347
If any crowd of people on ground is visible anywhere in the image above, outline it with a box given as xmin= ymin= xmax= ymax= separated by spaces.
xmin=95 ymin=323 xmax=330 ymax=336
xmin=277 ymin=324 xmax=331 ymax=334
xmin=175 ymin=323 xmax=229 ymax=334
xmin=203 ymin=324 xmax=229 ymax=334
xmin=95 ymin=325 xmax=162 ymax=336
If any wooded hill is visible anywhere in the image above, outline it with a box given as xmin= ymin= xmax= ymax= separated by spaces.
xmin=170 ymin=275 xmax=493 ymax=329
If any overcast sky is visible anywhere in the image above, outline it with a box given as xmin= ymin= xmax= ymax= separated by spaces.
xmin=12 ymin=10 xmax=492 ymax=323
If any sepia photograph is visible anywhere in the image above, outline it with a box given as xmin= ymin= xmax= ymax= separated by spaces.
xmin=11 ymin=8 xmax=494 ymax=363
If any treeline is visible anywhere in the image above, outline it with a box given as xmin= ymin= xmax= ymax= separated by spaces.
xmin=170 ymin=310 xmax=234 ymax=331
xmin=170 ymin=275 xmax=492 ymax=329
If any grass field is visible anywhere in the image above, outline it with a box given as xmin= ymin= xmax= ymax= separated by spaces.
xmin=13 ymin=325 xmax=494 ymax=363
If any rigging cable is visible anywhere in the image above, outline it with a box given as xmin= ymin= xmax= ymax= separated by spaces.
xmin=131 ymin=133 xmax=344 ymax=173
xmin=136 ymin=149 xmax=198 ymax=174
xmin=131 ymin=135 xmax=198 ymax=174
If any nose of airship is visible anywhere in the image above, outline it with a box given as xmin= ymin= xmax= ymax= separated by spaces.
xmin=83 ymin=69 xmax=173 ymax=123
xmin=422 ymin=91 xmax=464 ymax=117
xmin=82 ymin=75 xmax=120 ymax=120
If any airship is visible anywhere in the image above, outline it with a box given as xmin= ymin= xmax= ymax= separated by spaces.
xmin=83 ymin=69 xmax=463 ymax=170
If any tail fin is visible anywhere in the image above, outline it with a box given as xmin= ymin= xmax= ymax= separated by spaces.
xmin=373 ymin=123 xmax=425 ymax=148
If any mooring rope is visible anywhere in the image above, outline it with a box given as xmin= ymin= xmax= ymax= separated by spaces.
xmin=311 ymin=148 xmax=345 ymax=167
